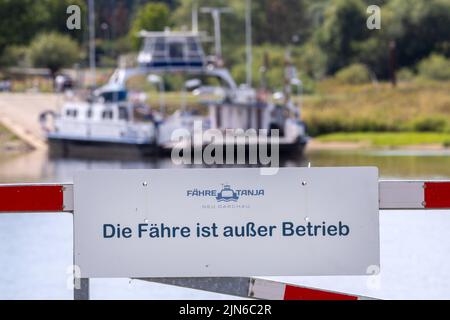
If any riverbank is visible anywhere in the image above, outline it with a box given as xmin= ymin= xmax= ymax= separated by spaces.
xmin=314 ymin=132 xmax=450 ymax=150
xmin=302 ymin=80 xmax=450 ymax=137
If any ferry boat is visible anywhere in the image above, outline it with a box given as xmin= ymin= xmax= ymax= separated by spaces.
xmin=41 ymin=30 xmax=308 ymax=158
xmin=40 ymin=83 xmax=158 ymax=158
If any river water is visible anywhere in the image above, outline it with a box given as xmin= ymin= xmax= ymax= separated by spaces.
xmin=0 ymin=149 xmax=449 ymax=299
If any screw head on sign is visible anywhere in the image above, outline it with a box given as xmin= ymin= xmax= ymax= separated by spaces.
xmin=302 ymin=181 xmax=307 ymax=186
xmin=143 ymin=182 xmax=148 ymax=187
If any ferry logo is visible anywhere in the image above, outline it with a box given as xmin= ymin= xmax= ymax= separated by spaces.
xmin=216 ymin=185 xmax=239 ymax=202
xmin=186 ymin=185 xmax=265 ymax=203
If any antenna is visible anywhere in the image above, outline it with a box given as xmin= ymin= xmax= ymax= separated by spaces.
xmin=88 ymin=0 xmax=96 ymax=87
xmin=200 ymin=7 xmax=232 ymax=60
xmin=192 ymin=0 xmax=199 ymax=33
xmin=245 ymin=0 xmax=253 ymax=86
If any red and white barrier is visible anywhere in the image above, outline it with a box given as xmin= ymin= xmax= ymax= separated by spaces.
xmin=0 ymin=184 xmax=72 ymax=213
xmin=379 ymin=181 xmax=450 ymax=210
xmin=1 ymin=181 xmax=449 ymax=213
xmin=1 ymin=180 xmax=449 ymax=301
xmin=249 ymin=278 xmax=364 ymax=300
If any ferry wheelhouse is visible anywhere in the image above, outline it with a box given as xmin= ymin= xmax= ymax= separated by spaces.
xmin=137 ymin=30 xmax=206 ymax=71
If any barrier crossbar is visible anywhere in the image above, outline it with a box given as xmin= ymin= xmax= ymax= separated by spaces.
xmin=1 ymin=180 xmax=449 ymax=300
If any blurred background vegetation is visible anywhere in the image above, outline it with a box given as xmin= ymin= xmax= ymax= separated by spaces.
xmin=0 ymin=0 xmax=449 ymax=142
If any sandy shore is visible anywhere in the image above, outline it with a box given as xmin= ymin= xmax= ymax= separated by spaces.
xmin=308 ymin=140 xmax=368 ymax=151
xmin=0 ymin=93 xmax=61 ymax=151
xmin=308 ymin=140 xmax=449 ymax=152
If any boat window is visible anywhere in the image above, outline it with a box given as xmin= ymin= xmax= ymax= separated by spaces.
xmin=86 ymin=109 xmax=93 ymax=119
xmin=102 ymin=110 xmax=114 ymax=120
xmin=154 ymin=38 xmax=165 ymax=53
xmin=118 ymin=106 xmax=129 ymax=121
xmin=188 ymin=52 xmax=201 ymax=59
xmin=65 ymin=109 xmax=78 ymax=118
xmin=187 ymin=38 xmax=198 ymax=52
xmin=100 ymin=90 xmax=127 ymax=103
xmin=144 ymin=39 xmax=153 ymax=52
xmin=169 ymin=42 xmax=184 ymax=60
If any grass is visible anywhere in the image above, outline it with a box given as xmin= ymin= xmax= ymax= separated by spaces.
xmin=316 ymin=132 xmax=450 ymax=148
xmin=301 ymin=80 xmax=450 ymax=136
xmin=0 ymin=123 xmax=19 ymax=142
xmin=0 ymin=123 xmax=11 ymax=137
xmin=0 ymin=123 xmax=27 ymax=156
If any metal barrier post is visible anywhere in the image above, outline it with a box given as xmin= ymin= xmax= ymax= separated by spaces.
xmin=74 ymin=278 xmax=90 ymax=300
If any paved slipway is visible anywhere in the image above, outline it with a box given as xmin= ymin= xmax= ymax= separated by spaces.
xmin=0 ymin=93 xmax=61 ymax=150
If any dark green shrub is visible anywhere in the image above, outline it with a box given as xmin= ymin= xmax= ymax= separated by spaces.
xmin=335 ymin=64 xmax=371 ymax=84
xmin=411 ymin=116 xmax=449 ymax=132
xmin=418 ymin=54 xmax=450 ymax=81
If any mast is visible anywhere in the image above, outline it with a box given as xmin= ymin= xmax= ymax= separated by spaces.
xmin=88 ymin=0 xmax=96 ymax=87
xmin=201 ymin=7 xmax=232 ymax=62
xmin=192 ymin=1 xmax=199 ymax=33
xmin=245 ymin=0 xmax=253 ymax=87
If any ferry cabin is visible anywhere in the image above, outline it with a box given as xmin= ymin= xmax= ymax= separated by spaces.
xmin=50 ymin=87 xmax=156 ymax=146
xmin=137 ymin=31 xmax=206 ymax=72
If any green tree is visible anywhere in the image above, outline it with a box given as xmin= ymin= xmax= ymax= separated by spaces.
xmin=28 ymin=32 xmax=80 ymax=78
xmin=251 ymin=0 xmax=311 ymax=45
xmin=389 ymin=0 xmax=450 ymax=64
xmin=355 ymin=0 xmax=450 ymax=78
xmin=171 ymin=0 xmax=245 ymax=54
xmin=129 ymin=2 xmax=171 ymax=49
xmin=39 ymin=0 xmax=87 ymax=43
xmin=173 ymin=0 xmax=312 ymax=46
xmin=316 ymin=0 xmax=369 ymax=74
xmin=0 ymin=0 xmax=86 ymax=55
xmin=0 ymin=0 xmax=47 ymax=55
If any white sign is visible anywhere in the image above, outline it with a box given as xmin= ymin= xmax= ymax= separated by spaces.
xmin=74 ymin=168 xmax=380 ymax=278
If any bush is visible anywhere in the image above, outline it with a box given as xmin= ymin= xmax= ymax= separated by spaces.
xmin=397 ymin=68 xmax=415 ymax=82
xmin=418 ymin=54 xmax=450 ymax=81
xmin=334 ymin=64 xmax=371 ymax=84
xmin=0 ymin=45 xmax=29 ymax=67
xmin=28 ymin=32 xmax=80 ymax=76
xmin=410 ymin=116 xmax=449 ymax=133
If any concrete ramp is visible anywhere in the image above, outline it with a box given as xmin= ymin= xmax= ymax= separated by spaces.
xmin=0 ymin=93 xmax=61 ymax=150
